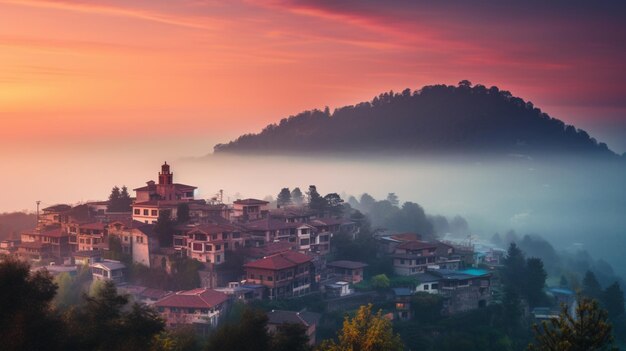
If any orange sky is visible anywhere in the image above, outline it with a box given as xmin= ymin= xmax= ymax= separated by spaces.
xmin=1 ymin=0 xmax=626 ymax=152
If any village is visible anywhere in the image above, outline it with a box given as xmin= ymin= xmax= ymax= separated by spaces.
xmin=0 ymin=162 xmax=549 ymax=340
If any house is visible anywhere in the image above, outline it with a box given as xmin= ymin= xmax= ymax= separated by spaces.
xmin=66 ymin=221 xmax=108 ymax=252
xmin=73 ymin=250 xmax=103 ymax=266
xmin=181 ymin=224 xmax=243 ymax=264
xmin=427 ymin=268 xmax=492 ymax=315
xmin=244 ymin=218 xmax=317 ymax=253
xmin=118 ymin=285 xmax=172 ymax=305
xmin=391 ymin=241 xmax=438 ymax=275
xmin=232 ymin=199 xmax=269 ymax=221
xmin=414 ymin=272 xmax=441 ymax=294
xmin=39 ymin=204 xmax=72 ymax=226
xmin=0 ymin=239 xmax=20 ymax=255
xmin=20 ymin=226 xmax=71 ymax=260
xmin=133 ymin=162 xmax=197 ymax=203
xmin=16 ymin=241 xmax=52 ymax=262
xmin=327 ymin=260 xmax=368 ymax=283
xmin=214 ymin=282 xmax=265 ymax=303
xmin=244 ymin=251 xmax=313 ymax=299
xmin=392 ymin=288 xmax=413 ymax=320
xmin=266 ymin=310 xmax=321 ymax=345
xmin=90 ymin=259 xmax=126 ymax=284
xmin=154 ymin=288 xmax=229 ymax=334
xmin=325 ymin=281 xmax=353 ymax=298
xmin=131 ymin=224 xmax=160 ymax=267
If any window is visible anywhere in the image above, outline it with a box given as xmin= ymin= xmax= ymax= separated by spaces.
xmin=424 ymin=284 xmax=429 ymax=290
xmin=400 ymin=259 xmax=405 ymax=265
xmin=216 ymin=255 xmax=221 ymax=263
xmin=267 ymin=276 xmax=273 ymax=281
xmin=143 ymin=209 xmax=149 ymax=216
xmin=134 ymin=209 xmax=140 ymax=215
xmin=431 ymin=283 xmax=439 ymax=290
xmin=215 ymin=245 xmax=221 ymax=251
xmin=205 ymin=244 xmax=212 ymax=251
xmin=151 ymin=210 xmax=158 ymax=216
xmin=259 ymin=275 xmax=264 ymax=281
xmin=222 ymin=233 xmax=228 ymax=239
xmin=250 ymin=274 xmax=255 ymax=279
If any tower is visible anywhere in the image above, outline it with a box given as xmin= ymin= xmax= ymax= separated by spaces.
xmin=159 ymin=161 xmax=173 ymax=185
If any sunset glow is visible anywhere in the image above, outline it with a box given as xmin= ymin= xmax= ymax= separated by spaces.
xmin=1 ymin=0 xmax=624 ymax=150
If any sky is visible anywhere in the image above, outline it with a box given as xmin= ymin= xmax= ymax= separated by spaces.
xmin=1 ymin=1 xmax=626 ymax=213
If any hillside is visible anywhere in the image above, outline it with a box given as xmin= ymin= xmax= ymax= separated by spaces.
xmin=214 ymin=82 xmax=618 ymax=158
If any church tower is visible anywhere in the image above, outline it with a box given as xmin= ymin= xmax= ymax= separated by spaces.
xmin=159 ymin=161 xmax=173 ymax=185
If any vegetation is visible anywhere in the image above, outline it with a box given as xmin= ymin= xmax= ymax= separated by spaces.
xmin=277 ymin=188 xmax=292 ymax=207
xmin=0 ymin=211 xmax=36 ymax=240
xmin=528 ymin=298 xmax=614 ymax=351
xmin=107 ymin=186 xmax=132 ymax=212
xmin=318 ymin=304 xmax=403 ymax=351
xmin=214 ymin=82 xmax=617 ymax=158
xmin=0 ymin=258 xmax=165 ymax=350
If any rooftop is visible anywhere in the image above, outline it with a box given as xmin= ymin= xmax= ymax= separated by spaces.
xmin=234 ymin=198 xmax=269 ymax=205
xmin=155 ymin=288 xmax=228 ymax=309
xmin=327 ymin=260 xmax=368 ymax=269
xmin=267 ymin=310 xmax=321 ymax=327
xmin=244 ymin=251 xmax=312 ymax=270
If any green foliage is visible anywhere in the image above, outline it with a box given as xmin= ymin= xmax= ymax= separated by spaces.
xmin=271 ymin=323 xmax=312 ymax=351
xmin=525 ymin=257 xmax=548 ymax=307
xmin=53 ymin=265 xmax=92 ymax=310
xmin=206 ymin=307 xmax=271 ymax=351
xmin=108 ymin=185 xmax=132 ymax=212
xmin=152 ymin=326 xmax=204 ymax=351
xmin=0 ymin=257 xmax=64 ymax=351
xmin=277 ymin=188 xmax=292 ymax=207
xmin=0 ymin=211 xmax=36 ymax=240
xmin=603 ymin=281 xmax=625 ymax=320
xmin=323 ymin=193 xmax=344 ymax=216
xmin=318 ymin=304 xmax=403 ymax=351
xmin=370 ymin=274 xmax=390 ymax=290
xmin=170 ymin=256 xmax=203 ymax=290
xmin=411 ymin=292 xmax=443 ymax=323
xmin=583 ymin=271 xmax=603 ymax=301
xmin=528 ymin=298 xmax=614 ymax=351
xmin=307 ymin=185 xmax=326 ymax=213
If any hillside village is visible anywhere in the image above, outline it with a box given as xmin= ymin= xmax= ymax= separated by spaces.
xmin=0 ymin=162 xmax=572 ymax=340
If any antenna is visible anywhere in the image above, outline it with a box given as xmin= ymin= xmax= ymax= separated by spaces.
xmin=36 ymin=200 xmax=41 ymax=224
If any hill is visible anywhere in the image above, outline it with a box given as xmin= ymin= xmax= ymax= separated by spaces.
xmin=214 ymin=81 xmax=618 ymax=158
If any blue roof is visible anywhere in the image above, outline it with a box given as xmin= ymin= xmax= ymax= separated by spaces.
xmin=548 ymin=287 xmax=574 ymax=295
xmin=392 ymin=288 xmax=413 ymax=296
xmin=458 ymin=268 xmax=489 ymax=277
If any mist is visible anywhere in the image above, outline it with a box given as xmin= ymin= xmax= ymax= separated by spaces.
xmin=2 ymin=144 xmax=625 ymax=276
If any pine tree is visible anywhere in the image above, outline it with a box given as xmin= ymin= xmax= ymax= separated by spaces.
xmin=583 ymin=271 xmax=603 ymax=301
xmin=277 ymin=188 xmax=292 ymax=207
xmin=291 ymin=187 xmax=304 ymax=206
xmin=603 ymin=281 xmax=625 ymax=320
xmin=119 ymin=186 xmax=132 ymax=212
xmin=107 ymin=186 xmax=121 ymax=212
xmin=525 ymin=258 xmax=547 ymax=307
xmin=503 ymin=243 xmax=526 ymax=294
xmin=528 ymin=298 xmax=614 ymax=351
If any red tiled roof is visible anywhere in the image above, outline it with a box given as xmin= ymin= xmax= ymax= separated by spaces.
xmin=18 ymin=241 xmax=50 ymax=249
xmin=245 ymin=218 xmax=313 ymax=232
xmin=134 ymin=183 xmax=197 ymax=191
xmin=42 ymin=204 xmax=71 ymax=213
xmin=234 ymin=198 xmax=269 ymax=205
xmin=133 ymin=224 xmax=157 ymax=237
xmin=243 ymin=242 xmax=294 ymax=259
xmin=244 ymin=251 xmax=312 ymax=271
xmin=39 ymin=228 xmax=67 ymax=238
xmin=189 ymin=223 xmax=239 ymax=235
xmin=396 ymin=240 xmax=438 ymax=250
xmin=327 ymin=260 xmax=368 ymax=269
xmin=155 ymin=288 xmax=228 ymax=309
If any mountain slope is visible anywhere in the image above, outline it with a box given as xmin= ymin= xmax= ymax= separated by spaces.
xmin=213 ymin=82 xmax=617 ymax=158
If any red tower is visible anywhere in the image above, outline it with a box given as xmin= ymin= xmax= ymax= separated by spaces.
xmin=159 ymin=161 xmax=173 ymax=185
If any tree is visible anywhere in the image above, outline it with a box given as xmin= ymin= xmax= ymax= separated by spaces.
xmin=155 ymin=209 xmax=175 ymax=247
xmin=359 ymin=193 xmax=376 ymax=212
xmin=277 ymin=188 xmax=292 ymax=207
xmin=371 ymin=274 xmax=390 ymax=290
xmin=119 ymin=186 xmax=132 ymax=212
xmin=582 ymin=271 xmax=603 ymax=301
xmin=319 ymin=304 xmax=403 ymax=351
xmin=502 ymin=243 xmax=526 ymax=294
xmin=525 ymin=258 xmax=547 ymax=307
xmin=603 ymin=282 xmax=625 ymax=320
xmin=107 ymin=186 xmax=121 ymax=212
xmin=307 ymin=185 xmax=326 ymax=213
xmin=0 ymin=258 xmax=64 ymax=351
xmin=291 ymin=188 xmax=304 ymax=206
xmin=271 ymin=323 xmax=311 ymax=351
xmin=206 ymin=308 xmax=271 ymax=351
xmin=386 ymin=193 xmax=399 ymax=206
xmin=528 ymin=298 xmax=614 ymax=351
xmin=560 ymin=275 xmax=569 ymax=288
xmin=323 ymin=193 xmax=344 ymax=216
xmin=65 ymin=280 xmax=164 ymax=350
xmin=176 ymin=203 xmax=190 ymax=223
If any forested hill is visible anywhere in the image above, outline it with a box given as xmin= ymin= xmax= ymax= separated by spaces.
xmin=214 ymin=81 xmax=620 ymax=158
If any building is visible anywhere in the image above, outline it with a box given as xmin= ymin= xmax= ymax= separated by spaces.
xmin=133 ymin=162 xmax=197 ymax=203
xmin=427 ymin=268 xmax=492 ymax=315
xmin=38 ymin=204 xmax=72 ymax=226
xmin=73 ymin=250 xmax=103 ymax=266
xmin=131 ymin=224 xmax=160 ymax=267
xmin=232 ymin=199 xmax=269 ymax=221
xmin=392 ymin=241 xmax=438 ymax=275
xmin=19 ymin=226 xmax=71 ymax=261
xmin=325 ymin=281 xmax=353 ymax=298
xmin=90 ymin=260 xmax=126 ymax=284
xmin=214 ymin=282 xmax=265 ymax=303
xmin=327 ymin=260 xmax=368 ymax=283
xmin=0 ymin=239 xmax=20 ymax=256
xmin=266 ymin=310 xmax=321 ymax=345
xmin=180 ymin=224 xmax=243 ymax=264
xmin=154 ymin=288 xmax=229 ymax=333
xmin=392 ymin=288 xmax=413 ymax=320
xmin=244 ymin=218 xmax=317 ymax=253
xmin=244 ymin=251 xmax=313 ymax=299
xmin=70 ymin=222 xmax=108 ymax=252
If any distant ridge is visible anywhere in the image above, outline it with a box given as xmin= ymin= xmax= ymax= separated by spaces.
xmin=214 ymin=81 xmax=619 ymax=158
